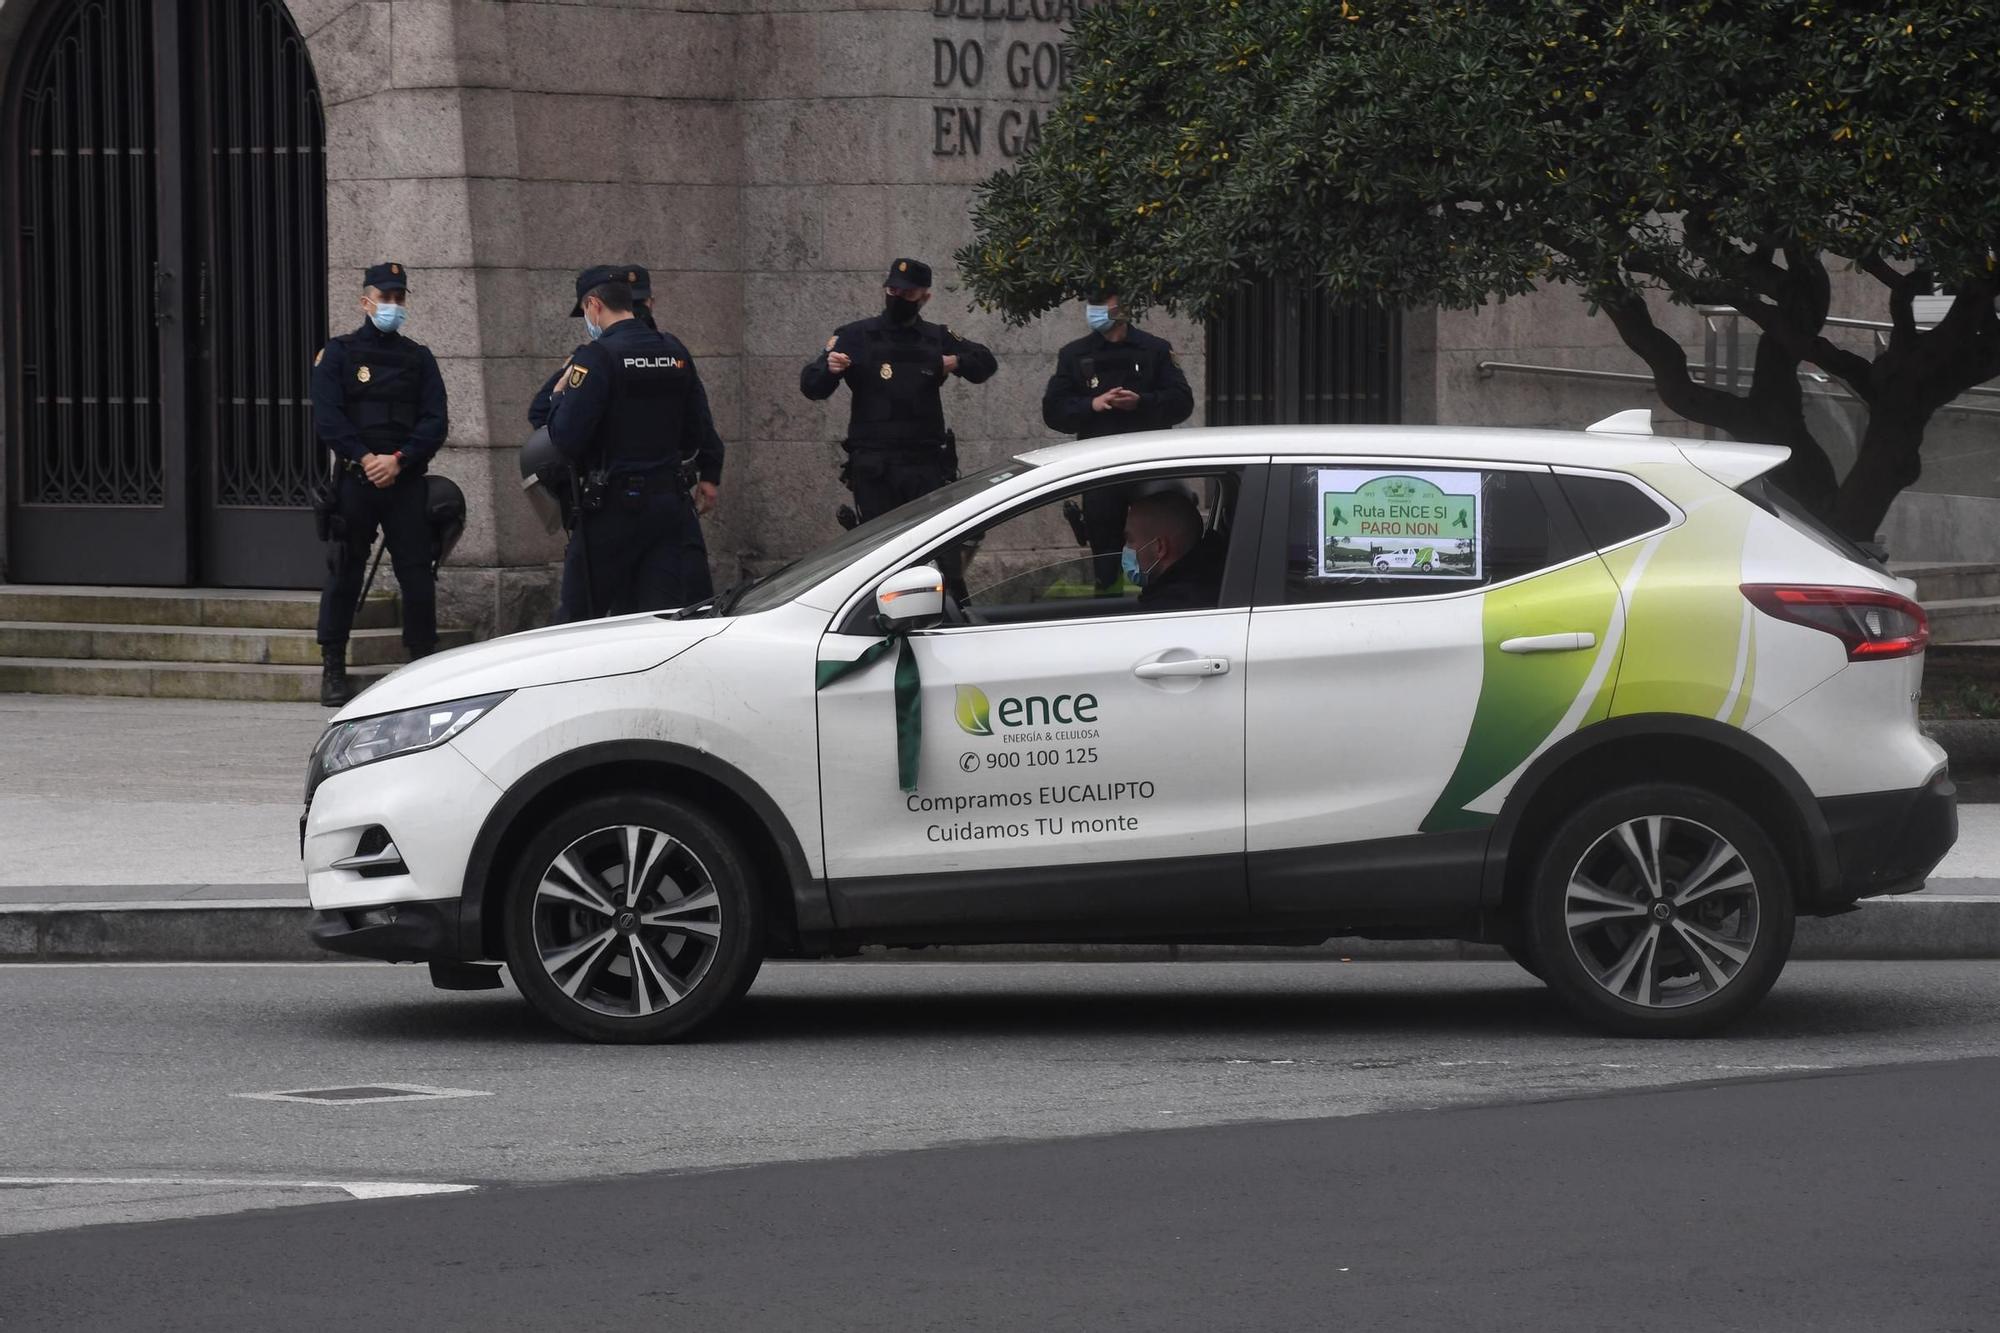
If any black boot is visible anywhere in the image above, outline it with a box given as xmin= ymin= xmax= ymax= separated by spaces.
xmin=320 ymin=647 xmax=355 ymax=708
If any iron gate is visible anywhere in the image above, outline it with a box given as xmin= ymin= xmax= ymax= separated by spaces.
xmin=4 ymin=0 xmax=326 ymax=588
xmin=1206 ymin=279 xmax=1402 ymax=427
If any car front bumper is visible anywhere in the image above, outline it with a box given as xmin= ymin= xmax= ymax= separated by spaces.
xmin=310 ymin=899 xmax=467 ymax=963
xmin=1816 ymin=766 xmax=1958 ymax=908
xmin=303 ymin=739 xmax=505 ymax=960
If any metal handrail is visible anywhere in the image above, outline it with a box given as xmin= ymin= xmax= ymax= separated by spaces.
xmin=1474 ymin=359 xmax=2000 ymax=420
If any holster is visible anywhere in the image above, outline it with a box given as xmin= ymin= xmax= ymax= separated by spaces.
xmin=309 ymin=472 xmax=341 ymax=543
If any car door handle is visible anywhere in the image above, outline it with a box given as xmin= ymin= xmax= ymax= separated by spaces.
xmin=1133 ymin=657 xmax=1230 ymax=679
xmin=1500 ymin=632 xmax=1597 ymax=654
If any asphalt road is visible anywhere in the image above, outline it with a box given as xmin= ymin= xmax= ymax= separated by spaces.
xmin=1 ymin=957 xmax=1997 ymax=1198
xmin=2 ymin=1053 xmax=1994 ymax=1331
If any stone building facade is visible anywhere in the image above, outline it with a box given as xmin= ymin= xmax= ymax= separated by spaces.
xmin=3 ymin=0 xmax=1992 ymax=638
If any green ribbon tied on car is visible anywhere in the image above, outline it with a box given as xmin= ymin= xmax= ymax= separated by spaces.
xmin=815 ymin=634 xmax=922 ymax=793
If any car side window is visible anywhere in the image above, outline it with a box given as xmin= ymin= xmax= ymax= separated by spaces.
xmin=1276 ymin=463 xmax=1590 ymax=606
xmin=1555 ymin=473 xmax=1672 ymax=551
xmin=920 ymin=470 xmax=1245 ymax=627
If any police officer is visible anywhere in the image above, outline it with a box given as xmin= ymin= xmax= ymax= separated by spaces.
xmin=799 ymin=259 xmax=997 ymax=523
xmin=544 ymin=265 xmax=723 ymax=621
xmin=528 ymin=264 xmax=723 ymax=600
xmin=1041 ymin=288 xmax=1194 ymax=591
xmin=312 ymin=261 xmax=449 ymax=706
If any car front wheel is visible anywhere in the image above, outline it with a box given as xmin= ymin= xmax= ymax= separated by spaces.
xmin=1526 ymin=783 xmax=1794 ymax=1036
xmin=503 ymin=792 xmax=763 ymax=1043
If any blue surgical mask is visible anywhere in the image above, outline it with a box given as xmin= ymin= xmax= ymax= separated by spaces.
xmin=1086 ymin=304 xmax=1116 ymax=333
xmin=584 ymin=316 xmax=603 ymax=341
xmin=370 ymin=301 xmax=406 ymax=334
xmin=1121 ymin=543 xmax=1152 ymax=587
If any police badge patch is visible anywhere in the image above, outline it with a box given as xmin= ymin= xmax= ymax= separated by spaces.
xmin=313 ymin=349 xmax=323 ymax=367
xmin=1089 ymin=376 xmax=1100 ymax=389
xmin=356 ymin=365 xmax=371 ymax=383
xmin=567 ymin=365 xmax=589 ymax=390
xmin=879 ymin=362 xmax=894 ymax=380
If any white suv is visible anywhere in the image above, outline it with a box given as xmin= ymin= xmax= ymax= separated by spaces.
xmin=303 ymin=417 xmax=1957 ymax=1041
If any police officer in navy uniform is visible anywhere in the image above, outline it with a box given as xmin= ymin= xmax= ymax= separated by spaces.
xmin=799 ymin=258 xmax=997 ymax=523
xmin=312 ymin=261 xmax=449 ymax=706
xmin=544 ymin=265 xmax=723 ymax=621
xmin=529 ymin=264 xmax=723 ymax=602
xmin=1041 ymin=287 xmax=1194 ymax=592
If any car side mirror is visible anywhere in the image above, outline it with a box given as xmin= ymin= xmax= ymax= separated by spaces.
xmin=876 ymin=565 xmax=945 ymax=630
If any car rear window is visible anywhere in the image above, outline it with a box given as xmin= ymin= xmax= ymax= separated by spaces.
xmin=1554 ymin=473 xmax=1671 ymax=550
xmin=1737 ymin=476 xmax=1886 ymax=570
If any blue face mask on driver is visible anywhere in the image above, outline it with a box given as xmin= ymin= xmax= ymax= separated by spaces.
xmin=1121 ymin=541 xmax=1157 ymax=587
xmin=369 ymin=301 xmax=406 ymax=334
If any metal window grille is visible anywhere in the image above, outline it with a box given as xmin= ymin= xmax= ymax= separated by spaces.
xmin=1205 ymin=278 xmax=1402 ymax=427
xmin=203 ymin=0 xmax=327 ymax=508
xmin=16 ymin=0 xmax=163 ymax=506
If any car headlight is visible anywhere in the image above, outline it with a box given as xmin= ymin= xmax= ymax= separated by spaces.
xmin=306 ymin=693 xmax=510 ymax=802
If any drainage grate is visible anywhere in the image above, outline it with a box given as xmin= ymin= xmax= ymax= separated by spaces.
xmin=234 ymin=1084 xmax=491 ymax=1106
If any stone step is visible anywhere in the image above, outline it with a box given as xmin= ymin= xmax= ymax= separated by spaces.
xmin=0 ymin=621 xmax=470 ymax=668
xmin=0 ymin=657 xmax=392 ymax=704
xmin=0 ymin=585 xmax=398 ymax=631
xmin=1924 ymin=597 xmax=2000 ymax=645
xmin=1894 ymin=562 xmax=2000 ymax=605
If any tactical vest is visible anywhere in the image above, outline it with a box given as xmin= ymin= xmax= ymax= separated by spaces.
xmin=849 ymin=321 xmax=949 ymax=446
xmin=334 ymin=329 xmax=426 ymax=455
xmin=592 ymin=326 xmax=695 ymax=475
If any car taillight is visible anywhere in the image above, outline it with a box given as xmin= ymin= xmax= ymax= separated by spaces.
xmin=1741 ymin=584 xmax=1929 ymax=661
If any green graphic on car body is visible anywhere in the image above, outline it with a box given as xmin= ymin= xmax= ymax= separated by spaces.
xmin=955 ymin=685 xmax=993 ymax=736
xmin=1420 ymin=473 xmax=1757 ymax=833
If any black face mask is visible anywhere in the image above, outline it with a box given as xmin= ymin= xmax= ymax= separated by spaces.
xmin=883 ymin=295 xmax=921 ymax=326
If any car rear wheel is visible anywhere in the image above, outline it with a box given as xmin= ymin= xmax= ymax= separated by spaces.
xmin=502 ymin=792 xmax=762 ymax=1043
xmin=1526 ymin=783 xmax=1793 ymax=1036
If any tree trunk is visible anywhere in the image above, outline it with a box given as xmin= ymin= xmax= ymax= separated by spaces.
xmin=1830 ymin=406 xmax=1927 ymax=543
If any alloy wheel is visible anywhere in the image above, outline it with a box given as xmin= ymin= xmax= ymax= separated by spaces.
xmin=1563 ymin=815 xmax=1760 ymax=1009
xmin=530 ymin=824 xmax=724 ymax=1018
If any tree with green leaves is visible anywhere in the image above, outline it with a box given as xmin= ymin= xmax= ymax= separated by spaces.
xmin=959 ymin=0 xmax=2000 ymax=538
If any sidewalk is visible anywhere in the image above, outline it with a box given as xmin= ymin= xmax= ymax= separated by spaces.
xmin=1 ymin=694 xmax=1997 ymax=961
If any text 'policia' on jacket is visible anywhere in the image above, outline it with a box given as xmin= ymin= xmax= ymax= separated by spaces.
xmin=311 ymin=322 xmax=448 ymax=470
xmin=1041 ymin=325 xmax=1195 ymax=441
xmin=800 ymin=314 xmax=998 ymax=447
xmin=545 ymin=319 xmax=721 ymax=481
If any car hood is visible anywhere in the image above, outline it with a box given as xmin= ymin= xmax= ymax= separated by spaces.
xmin=333 ymin=613 xmax=731 ymax=720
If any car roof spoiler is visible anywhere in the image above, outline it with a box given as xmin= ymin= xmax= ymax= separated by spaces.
xmin=1584 ymin=407 xmax=1788 ymax=490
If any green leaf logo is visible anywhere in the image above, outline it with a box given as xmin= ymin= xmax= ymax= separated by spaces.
xmin=954 ymin=684 xmax=992 ymax=736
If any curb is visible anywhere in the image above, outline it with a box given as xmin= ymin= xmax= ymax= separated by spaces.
xmin=2 ymin=897 xmax=1998 ymax=964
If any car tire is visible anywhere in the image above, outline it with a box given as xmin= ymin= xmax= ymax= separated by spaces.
xmin=1500 ymin=936 xmax=1544 ymax=981
xmin=1418 ymin=560 xmax=1432 ymax=572
xmin=1525 ymin=783 xmax=1794 ymax=1037
xmin=502 ymin=791 xmax=763 ymax=1043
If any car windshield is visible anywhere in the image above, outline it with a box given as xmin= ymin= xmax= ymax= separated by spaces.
xmin=723 ymin=462 xmax=1034 ymax=616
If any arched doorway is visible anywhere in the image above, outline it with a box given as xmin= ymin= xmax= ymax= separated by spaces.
xmin=4 ymin=0 xmax=327 ymax=588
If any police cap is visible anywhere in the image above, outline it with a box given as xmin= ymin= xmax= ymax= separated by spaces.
xmin=569 ymin=264 xmax=644 ymax=316
xmin=363 ymin=261 xmax=408 ymax=293
xmin=884 ymin=258 xmax=932 ymax=291
xmin=620 ymin=264 xmax=653 ymax=301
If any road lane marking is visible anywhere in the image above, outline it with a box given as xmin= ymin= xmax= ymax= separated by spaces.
xmin=0 ymin=1177 xmax=474 ymax=1200
xmin=235 ymin=1084 xmax=492 ymax=1105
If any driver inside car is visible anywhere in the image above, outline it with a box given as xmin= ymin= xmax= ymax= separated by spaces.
xmin=1125 ymin=490 xmax=1227 ymax=612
